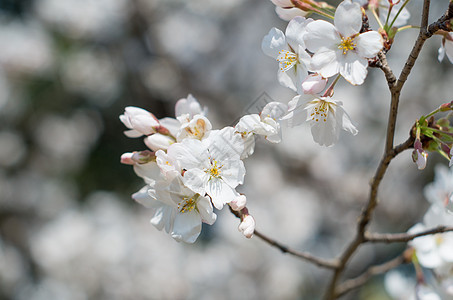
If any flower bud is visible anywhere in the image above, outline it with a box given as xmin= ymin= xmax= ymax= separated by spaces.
xmin=145 ymin=133 xmax=175 ymax=151
xmin=120 ymin=107 xmax=160 ymax=137
xmin=301 ymin=74 xmax=328 ymax=94
xmin=120 ymin=152 xmax=135 ymax=165
xmin=412 ymin=140 xmax=427 ymax=170
xmin=230 ymin=195 xmax=247 ymax=211
xmin=132 ymin=150 xmax=155 ymax=164
xmin=238 ymin=214 xmax=255 ymax=239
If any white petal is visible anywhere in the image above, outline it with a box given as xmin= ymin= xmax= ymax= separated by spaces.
xmin=310 ymin=113 xmax=338 ymax=146
xmin=150 ymin=205 xmax=174 ymax=233
xmin=355 ymin=31 xmax=383 ymax=58
xmin=275 ymin=7 xmax=307 ymax=22
xmin=445 ymin=36 xmax=453 ymax=64
xmin=196 ymin=196 xmax=217 ymax=225
xmin=221 ymin=159 xmax=246 ymax=187
xmin=182 ymin=169 xmax=207 ymax=195
xmin=133 ymin=161 xmax=161 ymax=185
xmin=285 ymin=16 xmax=312 ymax=50
xmin=206 ymin=179 xmax=238 ymax=210
xmin=339 ymin=52 xmax=368 ymax=85
xmin=334 ymin=0 xmax=362 ymax=37
xmin=262 ymin=27 xmax=287 ymax=59
xmin=124 ymin=129 xmax=143 ymax=138
xmin=310 ymin=47 xmax=341 ymax=78
xmin=277 ymin=67 xmax=298 ymax=91
xmin=335 ymin=101 xmax=358 ymax=135
xmin=171 ymin=211 xmax=202 ymax=243
xmin=305 ymin=21 xmax=340 ymax=53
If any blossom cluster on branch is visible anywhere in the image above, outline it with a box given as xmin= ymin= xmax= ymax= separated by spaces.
xmin=121 ymin=0 xmax=453 ymax=298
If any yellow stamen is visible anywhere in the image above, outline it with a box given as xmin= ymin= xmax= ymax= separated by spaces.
xmin=338 ymin=37 xmax=356 ymax=54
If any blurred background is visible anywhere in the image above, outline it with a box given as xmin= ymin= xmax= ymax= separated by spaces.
xmin=0 ymin=0 xmax=453 ymax=299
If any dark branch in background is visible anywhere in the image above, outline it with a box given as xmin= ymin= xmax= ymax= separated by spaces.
xmin=366 ymin=226 xmax=453 ymax=243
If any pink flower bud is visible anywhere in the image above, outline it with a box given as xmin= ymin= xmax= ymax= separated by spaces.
xmin=238 ymin=215 xmax=255 ymax=239
xmin=230 ymin=195 xmax=247 ymax=211
xmin=301 ymin=74 xmax=328 ymax=94
xmin=120 ymin=152 xmax=135 ymax=165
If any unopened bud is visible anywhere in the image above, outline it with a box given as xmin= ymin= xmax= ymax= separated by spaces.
xmin=412 ymin=145 xmax=428 ymax=170
xmin=132 ymin=150 xmax=155 ymax=164
xmin=145 ymin=133 xmax=175 ymax=151
xmin=120 ymin=152 xmax=135 ymax=165
xmin=440 ymin=101 xmax=453 ymax=111
xmin=230 ymin=195 xmax=247 ymax=211
xmin=302 ymin=74 xmax=327 ymax=94
xmin=238 ymin=214 xmax=255 ymax=239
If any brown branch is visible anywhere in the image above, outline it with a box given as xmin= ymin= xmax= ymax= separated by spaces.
xmin=378 ymin=51 xmax=396 ymax=89
xmin=365 ymin=226 xmax=453 ymax=243
xmin=254 ymin=230 xmax=339 ymax=269
xmin=229 ymin=206 xmax=338 ymax=269
xmin=335 ymin=254 xmax=408 ymax=298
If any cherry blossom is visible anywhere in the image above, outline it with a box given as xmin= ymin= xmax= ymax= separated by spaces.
xmin=133 ymin=177 xmax=216 ymax=243
xmin=282 ymin=94 xmax=358 ymax=146
xmin=304 ymin=0 xmax=383 ymax=85
xmin=262 ymin=16 xmax=312 ymax=93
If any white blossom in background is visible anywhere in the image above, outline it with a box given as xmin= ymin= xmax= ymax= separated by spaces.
xmin=409 ymin=205 xmax=453 ymax=269
xmin=262 ymin=16 xmax=313 ymax=94
xmin=438 ymin=33 xmax=453 ymax=64
xmin=304 ymin=0 xmax=383 ymax=85
xmin=175 ymin=94 xmax=207 ymax=118
xmin=424 ymin=165 xmax=453 ymax=213
xmin=282 ymin=94 xmax=358 ymax=146
xmin=134 ymin=177 xmax=216 ymax=243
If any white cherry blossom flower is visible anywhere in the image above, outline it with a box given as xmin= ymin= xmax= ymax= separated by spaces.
xmin=235 ymin=102 xmax=287 ymax=157
xmin=133 ymin=177 xmax=216 ymax=243
xmin=167 ymin=128 xmax=246 ymax=210
xmin=120 ymin=106 xmax=160 ymax=137
xmin=230 ymin=194 xmax=247 ymax=212
xmin=261 ymin=16 xmax=312 ymax=93
xmin=305 ymin=0 xmax=383 ymax=85
xmin=409 ymin=205 xmax=453 ymax=269
xmin=175 ymin=94 xmax=207 ymax=119
xmin=438 ymin=32 xmax=453 ymax=64
xmin=282 ymin=94 xmax=358 ymax=146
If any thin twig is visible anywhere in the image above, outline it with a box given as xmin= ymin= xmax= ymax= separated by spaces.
xmin=365 ymin=226 xmax=453 ymax=243
xmin=335 ymin=254 xmax=408 ymax=298
xmin=229 ymin=206 xmax=339 ymax=269
xmin=254 ymin=230 xmax=339 ymax=269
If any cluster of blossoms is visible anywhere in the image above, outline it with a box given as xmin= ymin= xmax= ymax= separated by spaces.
xmin=120 ymin=95 xmax=287 ymax=242
xmin=121 ymin=0 xmax=453 ymax=246
xmin=385 ymin=165 xmax=453 ymax=299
